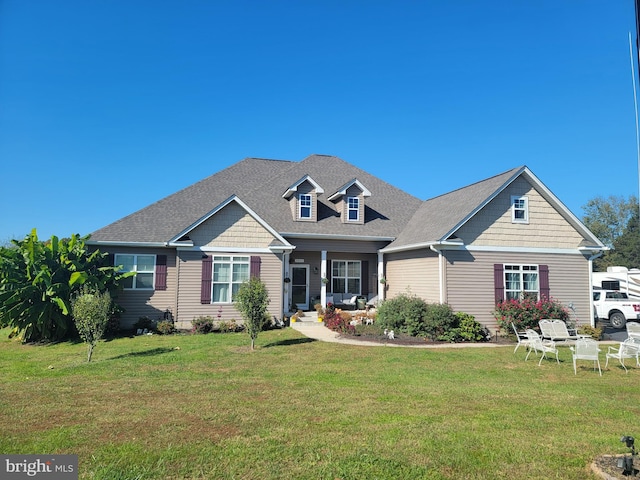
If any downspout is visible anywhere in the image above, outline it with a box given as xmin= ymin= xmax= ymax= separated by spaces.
xmin=430 ymin=245 xmax=445 ymax=304
xmin=588 ymin=251 xmax=604 ymax=328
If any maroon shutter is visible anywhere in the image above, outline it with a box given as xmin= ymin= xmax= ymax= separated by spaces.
xmin=155 ymin=255 xmax=167 ymax=290
xmin=250 ymin=256 xmax=261 ymax=278
xmin=494 ymin=264 xmax=504 ymax=304
xmin=201 ymin=255 xmax=212 ymax=304
xmin=539 ymin=265 xmax=550 ymax=300
xmin=360 ymin=261 xmax=368 ymax=296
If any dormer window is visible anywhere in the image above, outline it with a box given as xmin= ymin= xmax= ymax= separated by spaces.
xmin=511 ymin=195 xmax=528 ymax=224
xmin=328 ymin=179 xmax=371 ymax=225
xmin=347 ymin=196 xmax=359 ymax=221
xmin=299 ymin=194 xmax=312 ymax=219
xmin=282 ymin=175 xmax=324 ymax=223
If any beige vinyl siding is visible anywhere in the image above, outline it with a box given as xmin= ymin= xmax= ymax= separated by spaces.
xmin=189 ymin=202 xmax=277 ymax=248
xmin=384 ymin=249 xmax=439 ymax=302
xmin=174 ymin=250 xmax=283 ymax=330
xmin=443 ymin=249 xmax=591 ymax=332
xmin=455 ymin=177 xmax=585 ymax=248
xmin=108 ymin=247 xmax=177 ymax=330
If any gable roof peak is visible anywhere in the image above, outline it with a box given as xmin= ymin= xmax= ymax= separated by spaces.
xmin=328 ymin=178 xmax=372 ymax=201
xmin=282 ymin=174 xmax=325 ymax=198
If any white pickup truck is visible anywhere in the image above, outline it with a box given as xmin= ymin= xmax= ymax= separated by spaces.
xmin=593 ymin=290 xmax=640 ymax=329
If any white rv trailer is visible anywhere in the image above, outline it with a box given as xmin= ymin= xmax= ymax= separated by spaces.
xmin=592 ymin=266 xmax=640 ymax=299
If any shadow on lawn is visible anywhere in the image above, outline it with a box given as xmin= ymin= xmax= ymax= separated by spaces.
xmin=108 ymin=347 xmax=176 ymax=360
xmin=262 ymin=338 xmax=316 ymax=348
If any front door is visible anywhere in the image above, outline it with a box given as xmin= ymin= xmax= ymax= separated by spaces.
xmin=290 ymin=265 xmax=309 ymax=310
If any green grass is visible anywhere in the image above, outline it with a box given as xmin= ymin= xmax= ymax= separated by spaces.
xmin=0 ymin=328 xmax=637 ymax=479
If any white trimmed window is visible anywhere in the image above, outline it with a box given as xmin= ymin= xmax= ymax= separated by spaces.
xmin=212 ymin=256 xmax=249 ymax=303
xmin=331 ymin=260 xmax=361 ymax=294
xmin=299 ymin=194 xmax=312 ymax=219
xmin=347 ymin=196 xmax=359 ymax=221
xmin=116 ymin=254 xmax=155 ymax=290
xmin=504 ymin=264 xmax=538 ymax=300
xmin=511 ymin=195 xmax=529 ymax=223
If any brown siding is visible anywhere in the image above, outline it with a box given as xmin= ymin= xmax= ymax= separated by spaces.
xmin=175 ymin=250 xmax=283 ymax=330
xmin=385 ymin=249 xmax=439 ymax=302
xmin=443 ymin=249 xmax=591 ymax=332
xmin=107 ymin=247 xmax=177 ymax=330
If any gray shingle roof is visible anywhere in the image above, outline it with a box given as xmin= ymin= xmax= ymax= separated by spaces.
xmin=90 ymin=155 xmax=424 ymax=244
xmin=385 ymin=167 xmax=524 ymax=250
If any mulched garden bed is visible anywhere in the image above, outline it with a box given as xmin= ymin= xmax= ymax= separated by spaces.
xmin=591 ymin=454 xmax=638 ymax=479
xmin=337 ymin=331 xmax=514 ymax=346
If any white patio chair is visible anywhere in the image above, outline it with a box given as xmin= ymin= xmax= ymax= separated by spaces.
xmin=525 ymin=329 xmax=559 ymax=366
xmin=605 ymin=339 xmax=640 ymax=373
xmin=539 ymin=320 xmax=554 ymax=340
xmin=511 ymin=323 xmax=531 ymax=353
xmin=626 ymin=321 xmax=640 ymax=340
xmin=570 ymin=338 xmax=602 ymax=376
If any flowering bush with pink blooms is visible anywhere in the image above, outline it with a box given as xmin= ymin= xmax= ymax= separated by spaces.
xmin=494 ymin=297 xmax=569 ymax=333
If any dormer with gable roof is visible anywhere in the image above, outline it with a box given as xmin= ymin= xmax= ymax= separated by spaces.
xmin=282 ymin=174 xmax=324 ymax=222
xmin=328 ymin=179 xmax=371 ymax=225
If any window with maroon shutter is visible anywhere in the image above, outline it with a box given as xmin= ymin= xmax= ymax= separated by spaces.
xmin=201 ymin=255 xmax=212 ymax=304
xmin=494 ymin=264 xmax=504 ymax=304
xmin=250 ymin=256 xmax=261 ymax=278
xmin=155 ymin=255 xmax=167 ymax=290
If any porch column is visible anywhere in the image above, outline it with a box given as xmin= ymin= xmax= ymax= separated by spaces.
xmin=321 ymin=250 xmax=327 ymax=307
xmin=378 ymin=252 xmax=385 ymax=302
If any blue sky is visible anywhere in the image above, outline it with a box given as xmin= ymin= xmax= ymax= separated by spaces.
xmin=1 ymin=1 xmax=639 ymax=242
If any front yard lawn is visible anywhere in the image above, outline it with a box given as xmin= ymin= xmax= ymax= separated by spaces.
xmin=0 ymin=327 xmax=636 ymax=479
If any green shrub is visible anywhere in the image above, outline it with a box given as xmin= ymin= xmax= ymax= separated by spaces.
xmin=134 ymin=316 xmax=156 ymax=332
xmin=437 ymin=312 xmax=489 ymax=343
xmin=156 ymin=320 xmax=175 ymax=335
xmin=218 ymin=319 xmax=243 ymax=333
xmin=494 ymin=297 xmax=569 ymax=333
xmin=192 ymin=316 xmax=214 ymax=334
xmin=421 ymin=303 xmax=457 ymax=340
xmin=376 ymin=293 xmax=428 ymax=333
xmin=578 ymin=325 xmax=603 ymax=340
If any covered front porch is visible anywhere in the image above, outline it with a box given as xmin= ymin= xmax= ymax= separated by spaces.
xmin=281 ymin=245 xmax=386 ymax=314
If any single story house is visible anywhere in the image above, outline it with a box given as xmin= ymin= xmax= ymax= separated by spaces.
xmin=88 ymin=154 xmax=606 ymax=332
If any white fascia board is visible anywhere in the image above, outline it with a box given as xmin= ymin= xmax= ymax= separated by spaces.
xmin=380 ymin=240 xmax=463 ymax=254
xmin=281 ymin=232 xmax=395 ymax=242
xmin=282 ymin=175 xmax=325 ymax=198
xmin=86 ymin=240 xmax=169 ymax=248
xmin=168 ymin=195 xmax=293 ymax=248
xmin=327 ymin=179 xmax=372 ymax=201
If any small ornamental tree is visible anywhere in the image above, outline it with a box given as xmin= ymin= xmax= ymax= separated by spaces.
xmin=71 ymin=287 xmax=112 ymax=362
xmin=234 ymin=277 xmax=269 ymax=350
